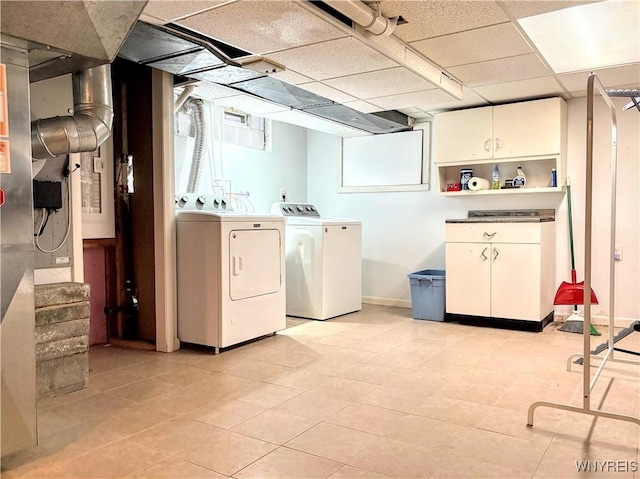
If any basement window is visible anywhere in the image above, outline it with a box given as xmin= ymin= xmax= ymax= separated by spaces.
xmin=220 ymin=107 xmax=269 ymax=151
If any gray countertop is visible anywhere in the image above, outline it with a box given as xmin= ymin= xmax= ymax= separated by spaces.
xmin=446 ymin=209 xmax=555 ymax=223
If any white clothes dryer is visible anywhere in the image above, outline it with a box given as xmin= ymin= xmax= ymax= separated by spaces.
xmin=271 ymin=202 xmax=362 ymax=320
xmin=176 ymin=209 xmax=285 ymax=352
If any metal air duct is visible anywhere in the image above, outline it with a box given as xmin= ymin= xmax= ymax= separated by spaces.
xmin=30 ymin=64 xmax=114 ymax=159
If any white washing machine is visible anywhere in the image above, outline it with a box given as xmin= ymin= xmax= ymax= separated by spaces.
xmin=176 ymin=204 xmax=285 ymax=352
xmin=271 ymin=202 xmax=362 ymax=320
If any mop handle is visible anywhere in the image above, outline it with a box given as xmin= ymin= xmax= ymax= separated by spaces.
xmin=567 ymin=181 xmax=576 ymax=273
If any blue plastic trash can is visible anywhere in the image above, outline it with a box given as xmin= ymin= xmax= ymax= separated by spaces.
xmin=407 ymin=269 xmax=446 ymax=321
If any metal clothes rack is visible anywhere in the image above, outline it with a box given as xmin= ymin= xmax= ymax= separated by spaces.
xmin=527 ymin=73 xmax=640 ymax=428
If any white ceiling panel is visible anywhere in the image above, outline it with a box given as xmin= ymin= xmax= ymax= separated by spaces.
xmin=178 ymin=1 xmax=347 ymax=55
xmin=473 ymin=76 xmax=566 ymax=103
xmin=518 ymin=1 xmax=640 ymax=74
xmin=266 ymin=37 xmax=399 ymax=81
xmin=191 ymin=82 xmax=241 ymax=101
xmin=324 ymin=67 xmax=435 ymax=99
xmin=382 ymin=1 xmax=509 ymax=42
xmin=557 ymin=64 xmax=640 ymax=93
xmin=370 ymin=89 xmax=458 ymax=111
xmin=448 ymin=54 xmax=551 ymax=87
xmin=410 ymin=23 xmax=533 ymax=68
xmin=419 ymin=88 xmax=489 ymax=114
xmin=142 ymin=0 xmax=226 ymax=23
xmin=268 ymin=69 xmax=312 ymax=85
xmin=499 ymin=0 xmax=599 ymax=20
xmin=342 ymin=100 xmax=381 ymax=113
xmin=297 ymin=82 xmax=357 ymax=103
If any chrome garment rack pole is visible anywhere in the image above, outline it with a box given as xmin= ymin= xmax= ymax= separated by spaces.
xmin=527 ymin=73 xmax=640 ymax=428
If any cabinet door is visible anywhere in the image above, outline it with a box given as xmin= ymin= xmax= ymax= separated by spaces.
xmin=445 ymin=242 xmax=491 ymax=316
xmin=492 ymin=98 xmax=564 ymax=159
xmin=433 ymin=106 xmax=493 ymax=163
xmin=490 ymin=243 xmax=541 ymax=321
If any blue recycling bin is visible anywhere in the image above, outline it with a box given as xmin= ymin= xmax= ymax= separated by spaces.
xmin=407 ymin=269 xmax=446 ymax=321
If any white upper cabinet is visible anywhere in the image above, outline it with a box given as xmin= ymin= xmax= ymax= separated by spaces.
xmin=433 ymin=106 xmax=493 ymax=163
xmin=492 ymin=98 xmax=565 ymax=159
xmin=433 ymin=97 xmax=567 ymax=164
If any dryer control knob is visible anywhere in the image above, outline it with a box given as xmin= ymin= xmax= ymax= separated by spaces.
xmin=180 ymin=195 xmax=188 ymax=203
xmin=196 ymin=196 xmax=206 ymax=205
xmin=213 ymin=198 xmax=220 ymax=207
xmin=221 ymin=199 xmax=227 ymax=208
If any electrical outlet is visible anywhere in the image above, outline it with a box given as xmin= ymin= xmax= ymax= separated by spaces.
xmin=279 ymin=188 xmax=287 ymax=202
xmin=614 ymin=245 xmax=622 ymax=261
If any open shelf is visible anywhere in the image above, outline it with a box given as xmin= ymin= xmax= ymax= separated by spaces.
xmin=437 ymin=157 xmax=564 ymax=196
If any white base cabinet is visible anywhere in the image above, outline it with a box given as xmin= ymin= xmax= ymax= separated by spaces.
xmin=445 ymin=221 xmax=555 ymax=329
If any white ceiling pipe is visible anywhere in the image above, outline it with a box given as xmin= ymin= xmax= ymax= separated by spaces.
xmin=174 ymin=85 xmax=196 ymax=114
xmin=323 ymin=0 xmax=397 ymax=36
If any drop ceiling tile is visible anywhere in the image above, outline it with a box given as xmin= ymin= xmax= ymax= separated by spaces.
xmin=499 ymin=0 xmax=598 ymax=19
xmin=419 ymin=88 xmax=489 ymax=114
xmin=342 ymin=100 xmax=381 ymax=113
xmin=269 ymin=70 xmax=312 ymax=85
xmin=473 ymin=76 xmax=566 ymax=102
xmin=143 ymin=1 xmax=226 ymax=23
xmin=410 ymin=23 xmax=532 ymax=68
xmin=191 ymin=82 xmax=241 ymax=101
xmin=266 ymin=37 xmax=399 ymax=81
xmin=297 ymin=82 xmax=357 ymax=103
xmin=369 ymin=89 xmax=457 ymax=111
xmin=381 ymin=1 xmax=509 ymax=42
xmin=177 ymin=1 xmax=347 ymax=55
xmin=557 ymin=64 xmax=640 ymax=94
xmin=409 ymin=111 xmax=433 ymax=119
xmin=397 ymin=107 xmax=422 ymax=115
xmin=324 ymin=67 xmax=435 ymax=100
xmin=448 ymin=54 xmax=551 ymax=87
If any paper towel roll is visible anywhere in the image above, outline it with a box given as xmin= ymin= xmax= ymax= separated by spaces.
xmin=468 ymin=177 xmax=490 ymax=191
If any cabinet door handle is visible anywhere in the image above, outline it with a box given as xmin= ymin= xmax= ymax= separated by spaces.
xmin=493 ymin=247 xmax=499 ymax=261
xmin=481 ymin=247 xmax=489 ymax=261
xmin=483 ymin=231 xmax=497 ymax=239
xmin=495 ymin=138 xmax=502 ymax=150
xmin=484 ymin=138 xmax=491 ymax=152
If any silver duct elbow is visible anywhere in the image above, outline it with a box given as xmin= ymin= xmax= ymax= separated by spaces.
xmin=31 ymin=64 xmax=114 ymax=160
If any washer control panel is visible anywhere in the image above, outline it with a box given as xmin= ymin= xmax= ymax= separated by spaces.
xmin=175 ymin=193 xmax=230 ymax=212
xmin=271 ymin=202 xmax=320 ymax=217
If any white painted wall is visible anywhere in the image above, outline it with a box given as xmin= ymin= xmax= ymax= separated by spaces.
xmin=307 ymin=98 xmax=639 ymax=324
xmin=560 ymin=97 xmax=639 ymax=323
xmin=175 ymin=114 xmax=308 ymax=214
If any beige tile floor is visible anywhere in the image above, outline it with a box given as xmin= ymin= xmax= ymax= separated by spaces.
xmin=2 ymin=305 xmax=640 ymax=479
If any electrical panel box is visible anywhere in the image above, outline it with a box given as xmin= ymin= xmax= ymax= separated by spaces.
xmin=33 ymin=180 xmax=62 ymax=210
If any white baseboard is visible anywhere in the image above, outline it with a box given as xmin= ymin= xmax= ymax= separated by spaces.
xmin=556 ymin=311 xmax=638 ymax=329
xmin=361 ymin=298 xmax=638 ymax=329
xmin=362 ymin=296 xmax=412 ymax=309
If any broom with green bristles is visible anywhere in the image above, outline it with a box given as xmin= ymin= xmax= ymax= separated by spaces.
xmin=554 ymin=179 xmax=601 ymax=336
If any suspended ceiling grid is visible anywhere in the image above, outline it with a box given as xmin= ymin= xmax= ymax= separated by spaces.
xmin=141 ymin=0 xmax=640 ymax=117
